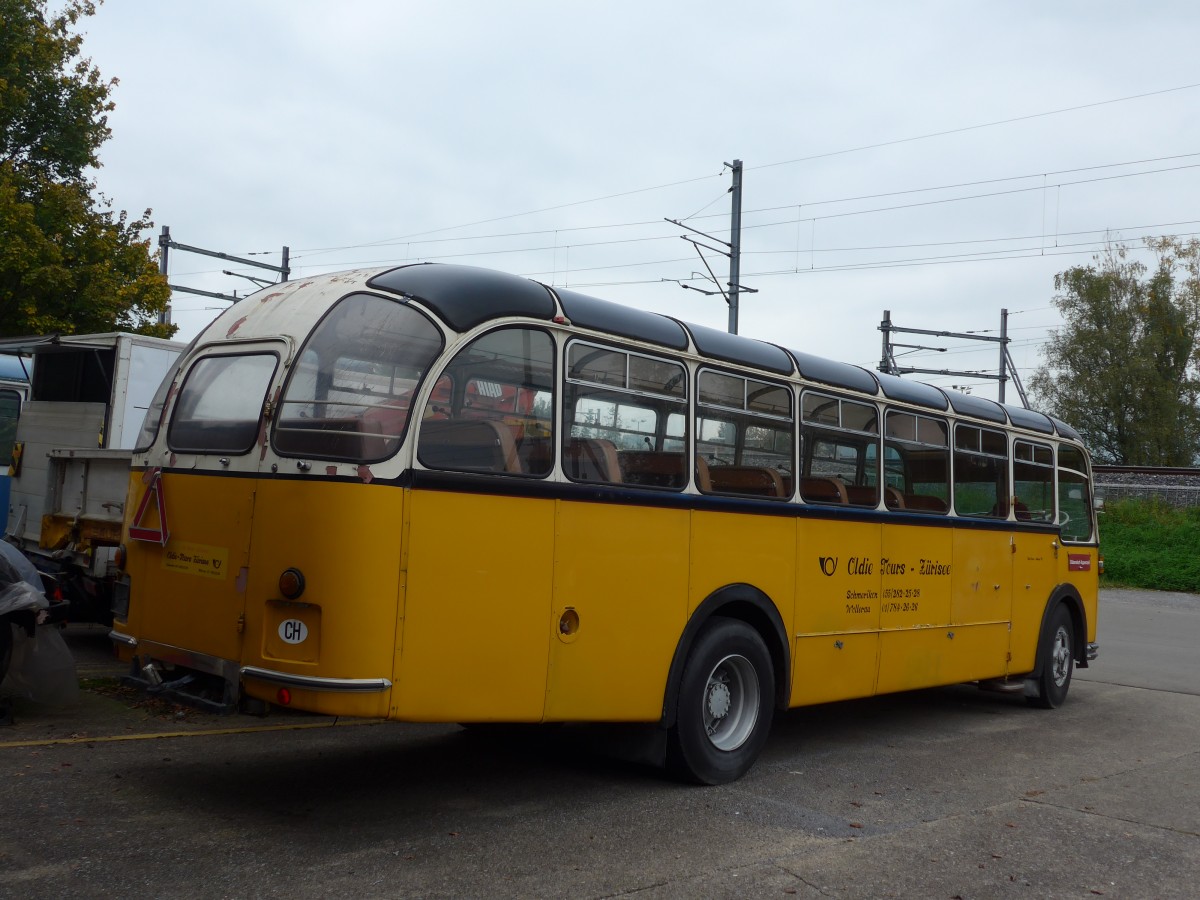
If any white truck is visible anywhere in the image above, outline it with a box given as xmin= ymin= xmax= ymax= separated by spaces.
xmin=1 ymin=333 xmax=183 ymax=624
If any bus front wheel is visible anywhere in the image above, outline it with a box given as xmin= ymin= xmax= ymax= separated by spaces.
xmin=667 ymin=617 xmax=775 ymax=785
xmin=1027 ymin=603 xmax=1074 ymax=709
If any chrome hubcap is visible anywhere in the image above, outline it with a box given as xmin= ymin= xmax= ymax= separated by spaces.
xmin=1051 ymin=625 xmax=1072 ymax=687
xmin=702 ymin=654 xmax=759 ymax=751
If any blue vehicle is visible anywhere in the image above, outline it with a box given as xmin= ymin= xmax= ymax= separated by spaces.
xmin=0 ymin=354 xmax=31 ymax=527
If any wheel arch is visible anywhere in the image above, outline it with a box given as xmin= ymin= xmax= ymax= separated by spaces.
xmin=660 ymin=583 xmax=790 ymax=728
xmin=1029 ymin=583 xmax=1088 ymax=679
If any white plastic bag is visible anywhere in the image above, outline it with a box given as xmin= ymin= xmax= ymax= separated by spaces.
xmin=2 ymin=624 xmax=79 ymax=706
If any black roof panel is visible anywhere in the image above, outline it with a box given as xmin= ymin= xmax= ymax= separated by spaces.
xmin=556 ymin=288 xmax=690 ymax=350
xmin=788 ymin=350 xmax=879 ymax=394
xmin=1049 ymin=416 xmax=1082 ymax=441
xmin=367 ymin=263 xmax=555 ymax=332
xmin=874 ymin=371 xmax=950 ymax=411
xmin=1004 ymin=404 xmax=1055 ymax=434
xmin=685 ymin=323 xmax=794 ymax=375
xmin=945 ymin=390 xmax=1008 ymax=424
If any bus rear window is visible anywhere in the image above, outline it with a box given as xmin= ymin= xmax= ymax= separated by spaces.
xmin=168 ymin=354 xmax=278 ymax=454
xmin=274 ymin=294 xmax=443 ymax=462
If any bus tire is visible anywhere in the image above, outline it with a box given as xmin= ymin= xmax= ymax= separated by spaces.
xmin=1026 ymin=603 xmax=1074 ymax=709
xmin=667 ymin=616 xmax=775 ymax=785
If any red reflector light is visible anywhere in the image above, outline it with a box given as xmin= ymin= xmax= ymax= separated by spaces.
xmin=277 ymin=688 xmax=292 ymax=706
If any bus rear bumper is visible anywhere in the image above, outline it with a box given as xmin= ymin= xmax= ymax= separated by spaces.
xmin=114 ymin=635 xmax=394 ymax=715
xmin=240 ymin=666 xmax=391 ymax=693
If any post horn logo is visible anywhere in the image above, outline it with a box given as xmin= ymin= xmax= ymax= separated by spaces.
xmin=819 ymin=557 xmax=838 ymax=577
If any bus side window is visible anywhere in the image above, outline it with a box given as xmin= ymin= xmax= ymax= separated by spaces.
xmin=1014 ymin=440 xmax=1055 ymax=523
xmin=953 ymin=424 xmax=1009 ymax=518
xmin=884 ymin=410 xmax=949 ymax=514
xmin=564 ymin=341 xmax=687 ymax=488
xmin=696 ymin=370 xmax=793 ymax=499
xmin=417 ymin=327 xmax=555 ymax=477
xmin=1057 ymin=444 xmax=1093 ymax=541
xmin=800 ymin=392 xmax=879 ymax=506
xmin=274 ymin=294 xmax=444 ymax=463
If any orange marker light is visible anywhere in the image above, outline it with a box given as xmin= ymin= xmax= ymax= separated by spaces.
xmin=278 ymin=567 xmax=305 ymax=599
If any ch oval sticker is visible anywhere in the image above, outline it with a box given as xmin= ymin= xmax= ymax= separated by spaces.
xmin=278 ymin=619 xmax=308 ymax=644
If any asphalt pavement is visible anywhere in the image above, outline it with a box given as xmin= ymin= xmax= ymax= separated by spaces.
xmin=1 ymin=589 xmax=1197 ymax=899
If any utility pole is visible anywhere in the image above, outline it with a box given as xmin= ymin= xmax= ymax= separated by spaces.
xmin=157 ymin=231 xmax=171 ymax=326
xmin=157 ymin=226 xmax=290 ymax=325
xmin=727 ymin=159 xmax=743 ymax=334
xmin=665 ymin=158 xmax=755 ymax=334
xmin=998 ymin=308 xmax=1008 ymax=404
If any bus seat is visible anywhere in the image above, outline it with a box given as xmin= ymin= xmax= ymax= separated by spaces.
xmin=351 ymin=401 xmax=409 ymax=460
xmin=514 ymin=435 xmax=554 ymax=476
xmin=694 ymin=455 xmax=712 ymax=492
xmin=418 ymin=419 xmax=521 ymax=473
xmin=904 ymin=493 xmax=947 ymax=513
xmin=617 ymin=451 xmax=688 ymax=489
xmin=565 ymin=438 xmax=621 ymax=483
xmin=844 ymin=485 xmax=881 ymax=507
xmin=707 ymin=465 xmax=786 ymax=498
xmin=884 ymin=486 xmax=905 ymax=510
xmin=800 ymin=476 xmax=848 ymax=504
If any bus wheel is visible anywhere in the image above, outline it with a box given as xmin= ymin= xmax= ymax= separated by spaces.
xmin=1027 ymin=603 xmax=1074 ymax=709
xmin=667 ymin=617 xmax=775 ymax=785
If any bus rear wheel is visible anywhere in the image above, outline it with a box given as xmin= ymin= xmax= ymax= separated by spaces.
xmin=1027 ymin=603 xmax=1074 ymax=709
xmin=667 ymin=617 xmax=775 ymax=785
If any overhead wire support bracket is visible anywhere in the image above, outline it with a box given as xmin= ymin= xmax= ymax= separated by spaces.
xmin=156 ymin=225 xmax=290 ymax=325
xmin=665 ymin=218 xmax=732 ymax=252
xmin=879 ymin=308 xmax=1026 ymax=406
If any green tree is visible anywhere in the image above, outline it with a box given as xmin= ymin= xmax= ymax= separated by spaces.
xmin=0 ymin=0 xmax=172 ymax=337
xmin=1030 ymin=237 xmax=1200 ymax=465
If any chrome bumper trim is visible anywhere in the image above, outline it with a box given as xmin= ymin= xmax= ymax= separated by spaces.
xmin=108 ymin=629 xmax=138 ymax=649
xmin=1087 ymin=641 xmax=1099 ymax=661
xmin=240 ymin=665 xmax=392 ymax=693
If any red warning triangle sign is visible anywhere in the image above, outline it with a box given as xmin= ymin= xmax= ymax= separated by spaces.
xmin=128 ymin=469 xmax=170 ymax=545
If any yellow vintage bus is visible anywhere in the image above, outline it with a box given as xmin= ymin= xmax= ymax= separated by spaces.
xmin=111 ymin=263 xmax=1099 ymax=783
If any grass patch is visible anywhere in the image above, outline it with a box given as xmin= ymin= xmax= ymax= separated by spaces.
xmin=1098 ymin=499 xmax=1200 ymax=593
xmin=80 ymin=675 xmax=201 ymax=720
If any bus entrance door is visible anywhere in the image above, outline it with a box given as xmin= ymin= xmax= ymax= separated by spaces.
xmin=949 ymin=526 xmax=1013 ymax=681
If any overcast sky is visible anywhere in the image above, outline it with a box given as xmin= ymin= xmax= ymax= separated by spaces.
xmin=76 ymin=1 xmax=1200 ymax=403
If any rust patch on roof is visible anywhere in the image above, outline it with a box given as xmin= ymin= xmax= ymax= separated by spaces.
xmin=226 ymin=315 xmax=249 ymax=338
